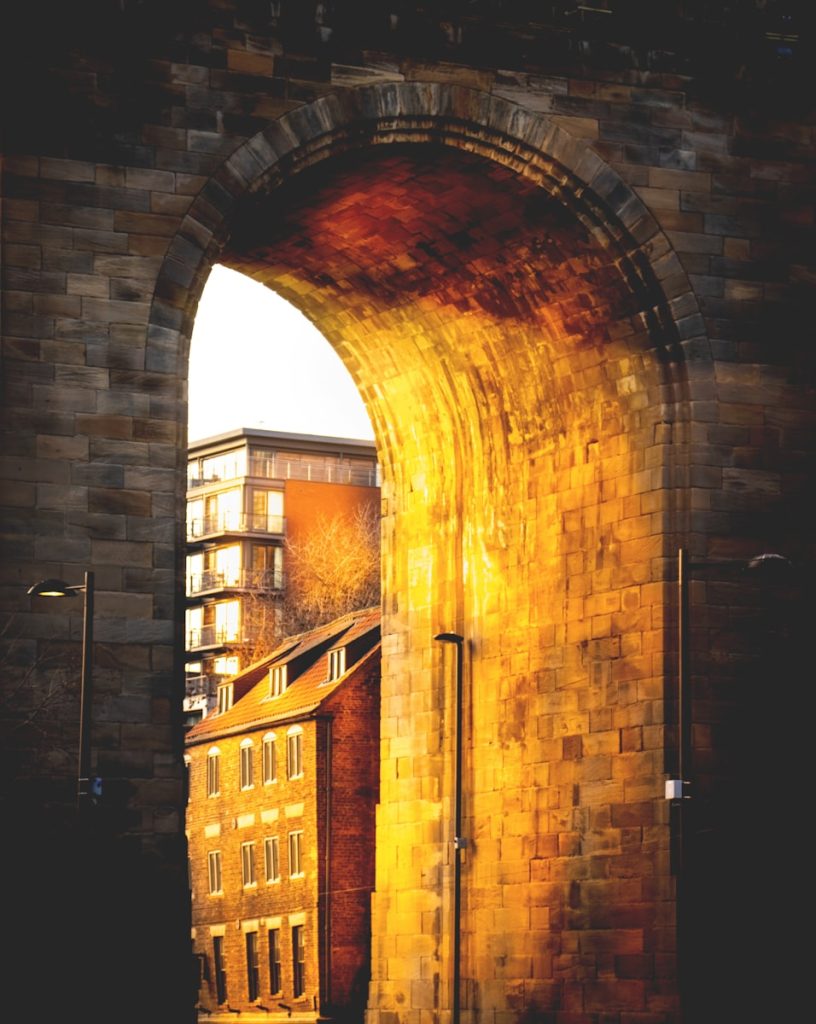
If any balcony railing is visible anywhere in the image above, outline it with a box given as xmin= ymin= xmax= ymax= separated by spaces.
xmin=247 ymin=455 xmax=380 ymax=487
xmin=187 ymin=456 xmax=380 ymax=490
xmin=186 ymin=623 xmax=267 ymax=651
xmin=186 ymin=568 xmax=284 ymax=597
xmin=186 ymin=513 xmax=285 ymax=541
xmin=184 ymin=674 xmax=221 ymax=699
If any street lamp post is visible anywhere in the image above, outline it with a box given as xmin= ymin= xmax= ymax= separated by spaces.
xmin=434 ymin=631 xmax=465 ymax=1024
xmin=27 ymin=571 xmax=96 ymax=808
xmin=667 ymin=548 xmax=794 ymax=815
xmin=667 ymin=547 xmax=794 ymax=1017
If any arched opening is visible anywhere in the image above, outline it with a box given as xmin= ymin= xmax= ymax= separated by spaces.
xmin=155 ymin=84 xmax=706 ymax=1023
xmin=188 ymin=265 xmax=375 ymax=444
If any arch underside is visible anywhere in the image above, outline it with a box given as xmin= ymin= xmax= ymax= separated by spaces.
xmin=156 ymin=90 xmax=702 ymax=1021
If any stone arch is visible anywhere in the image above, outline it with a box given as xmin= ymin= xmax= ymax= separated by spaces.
xmin=154 ymin=82 xmax=711 ymax=1022
xmin=152 ymin=77 xmax=708 ymax=607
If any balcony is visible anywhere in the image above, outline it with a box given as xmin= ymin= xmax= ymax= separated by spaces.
xmin=184 ymin=674 xmax=220 ymax=699
xmin=186 ymin=568 xmax=284 ymax=598
xmin=186 ymin=513 xmax=286 ymax=542
xmin=247 ymin=454 xmax=380 ymax=488
xmin=186 ymin=623 xmax=267 ymax=652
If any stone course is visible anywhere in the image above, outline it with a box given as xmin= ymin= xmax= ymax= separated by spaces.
xmin=1 ymin=5 xmax=814 ymax=1024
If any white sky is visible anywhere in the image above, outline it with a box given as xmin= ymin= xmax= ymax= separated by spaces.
xmin=188 ymin=265 xmax=374 ymax=444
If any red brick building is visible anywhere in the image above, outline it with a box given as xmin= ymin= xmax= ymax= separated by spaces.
xmin=185 ymin=607 xmax=381 ymax=1023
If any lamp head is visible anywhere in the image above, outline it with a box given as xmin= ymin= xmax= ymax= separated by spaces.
xmin=434 ymin=632 xmax=464 ymax=644
xmin=745 ymin=553 xmax=794 ymax=579
xmin=27 ymin=578 xmax=79 ymax=598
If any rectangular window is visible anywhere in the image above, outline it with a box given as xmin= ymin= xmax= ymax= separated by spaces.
xmin=253 ymin=544 xmax=284 ymax=589
xmin=215 ymin=599 xmax=240 ymax=643
xmin=292 ymin=925 xmax=305 ymax=998
xmin=215 ymin=544 xmax=241 ymax=586
xmin=213 ymin=935 xmax=228 ymax=1005
xmin=208 ymin=487 xmax=241 ymax=532
xmin=264 ymin=837 xmax=280 ymax=883
xmin=202 ymin=449 xmax=246 ymax=483
xmin=207 ymin=851 xmax=223 ymax=894
xmin=217 ymin=682 xmax=234 ymax=715
xmin=252 ymin=488 xmax=284 ymax=533
xmin=287 ymin=731 xmax=302 ymax=779
xmin=186 ymin=552 xmax=204 ymax=595
xmin=186 ymin=605 xmax=203 ymax=648
xmin=241 ymin=841 xmax=257 ymax=887
xmin=240 ymin=743 xmax=254 ymax=789
xmin=288 ymin=831 xmax=303 ymax=878
xmin=268 ymin=929 xmax=282 ymax=995
xmin=327 ymin=647 xmax=346 ymax=680
xmin=262 ymin=736 xmax=277 ymax=784
xmin=270 ymin=664 xmax=287 ymax=697
xmin=246 ymin=931 xmax=260 ymax=1002
xmin=207 ymin=752 xmax=220 ymax=797
xmin=214 ymin=655 xmax=240 ymax=677
xmin=187 ymin=498 xmax=204 ymax=539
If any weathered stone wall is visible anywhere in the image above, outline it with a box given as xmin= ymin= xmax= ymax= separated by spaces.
xmin=1 ymin=4 xmax=814 ymax=1024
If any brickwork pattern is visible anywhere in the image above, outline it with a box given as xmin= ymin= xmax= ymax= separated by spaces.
xmin=185 ymin=650 xmax=379 ymax=1018
xmin=1 ymin=5 xmax=814 ymax=1024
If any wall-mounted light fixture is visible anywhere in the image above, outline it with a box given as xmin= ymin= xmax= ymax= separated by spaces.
xmin=27 ymin=571 xmax=96 ymax=809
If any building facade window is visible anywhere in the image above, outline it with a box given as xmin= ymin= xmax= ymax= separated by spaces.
xmin=253 ymin=543 xmax=284 ymax=589
xmin=264 ymin=837 xmax=280 ymax=883
xmin=269 ymin=664 xmax=287 ymax=697
xmin=217 ymin=682 xmax=234 ymax=714
xmin=241 ymin=841 xmax=257 ymax=887
xmin=288 ymin=831 xmax=303 ymax=878
xmin=262 ymin=733 xmax=277 ymax=784
xmin=186 ymin=605 xmax=203 ymax=648
xmin=246 ymin=931 xmax=260 ymax=1002
xmin=213 ymin=544 xmax=241 ymax=586
xmin=207 ymin=851 xmax=223 ymax=895
xmin=207 ymin=748 xmax=220 ymax=797
xmin=186 ymin=551 xmax=204 ymax=595
xmin=287 ymin=726 xmax=303 ymax=779
xmin=240 ymin=739 xmax=254 ymax=789
xmin=327 ymin=646 xmax=346 ymax=680
xmin=268 ymin=929 xmax=281 ymax=995
xmin=251 ymin=487 xmax=284 ymax=533
xmin=213 ymin=935 xmax=228 ymax=1005
xmin=214 ymin=599 xmax=240 ymax=643
xmin=292 ymin=925 xmax=305 ymax=998
xmin=206 ymin=487 xmax=241 ymax=533
xmin=214 ymin=654 xmax=240 ymax=677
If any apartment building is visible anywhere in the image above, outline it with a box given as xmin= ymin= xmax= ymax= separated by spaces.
xmin=185 ymin=607 xmax=380 ymax=1024
xmin=185 ymin=428 xmax=379 ymax=724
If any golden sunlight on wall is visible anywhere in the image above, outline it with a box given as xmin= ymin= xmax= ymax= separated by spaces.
xmin=221 ymin=144 xmax=675 ymax=1021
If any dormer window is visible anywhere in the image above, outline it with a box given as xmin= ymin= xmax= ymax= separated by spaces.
xmin=270 ymin=664 xmax=287 ymax=698
xmin=327 ymin=647 xmax=346 ymax=681
xmin=217 ymin=682 xmax=234 ymax=714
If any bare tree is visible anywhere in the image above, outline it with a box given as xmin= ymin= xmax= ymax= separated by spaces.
xmin=281 ymin=500 xmax=381 ymax=636
xmin=214 ymin=501 xmax=381 ymax=670
xmin=228 ymin=587 xmax=285 ymax=668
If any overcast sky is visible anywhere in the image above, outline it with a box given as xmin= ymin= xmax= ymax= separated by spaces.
xmin=188 ymin=265 xmax=374 ymax=444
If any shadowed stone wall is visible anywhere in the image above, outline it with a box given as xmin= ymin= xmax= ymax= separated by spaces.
xmin=1 ymin=4 xmax=814 ymax=1024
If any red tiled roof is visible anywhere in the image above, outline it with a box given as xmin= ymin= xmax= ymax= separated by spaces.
xmin=185 ymin=606 xmax=380 ymax=746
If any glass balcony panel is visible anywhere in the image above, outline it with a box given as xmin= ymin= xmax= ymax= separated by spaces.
xmin=186 ymin=568 xmax=285 ymax=596
xmin=186 ymin=513 xmax=286 ymax=541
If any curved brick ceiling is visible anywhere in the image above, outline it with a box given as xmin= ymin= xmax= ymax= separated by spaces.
xmin=222 ymin=146 xmax=664 ymax=495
